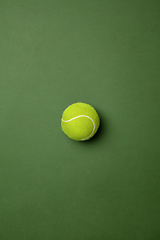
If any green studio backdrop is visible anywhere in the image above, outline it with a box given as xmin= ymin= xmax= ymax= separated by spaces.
xmin=0 ymin=0 xmax=160 ymax=240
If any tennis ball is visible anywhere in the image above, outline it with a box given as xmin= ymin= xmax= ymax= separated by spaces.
xmin=61 ymin=102 xmax=100 ymax=141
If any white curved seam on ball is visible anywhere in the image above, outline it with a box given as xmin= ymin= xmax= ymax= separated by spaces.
xmin=61 ymin=115 xmax=95 ymax=140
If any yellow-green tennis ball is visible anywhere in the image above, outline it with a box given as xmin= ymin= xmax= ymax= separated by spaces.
xmin=61 ymin=102 xmax=100 ymax=141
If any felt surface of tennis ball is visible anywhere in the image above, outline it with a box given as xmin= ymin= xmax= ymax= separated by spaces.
xmin=61 ymin=102 xmax=100 ymax=141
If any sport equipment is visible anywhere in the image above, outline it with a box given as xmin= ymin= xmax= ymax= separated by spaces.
xmin=61 ymin=102 xmax=100 ymax=141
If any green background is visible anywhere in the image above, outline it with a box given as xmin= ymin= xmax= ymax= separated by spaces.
xmin=0 ymin=0 xmax=160 ymax=239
